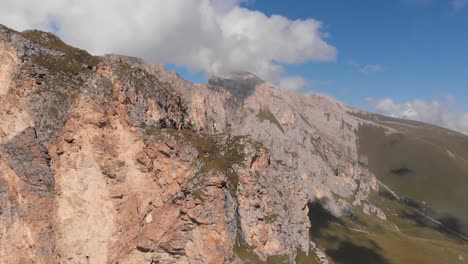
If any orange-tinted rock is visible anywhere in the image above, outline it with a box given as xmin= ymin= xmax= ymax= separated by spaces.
xmin=0 ymin=25 xmax=387 ymax=264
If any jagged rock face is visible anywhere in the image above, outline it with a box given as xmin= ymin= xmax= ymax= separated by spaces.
xmin=1 ymin=25 xmax=467 ymax=264
xmin=0 ymin=25 xmax=378 ymax=263
xmin=0 ymin=26 xmax=269 ymax=264
xmin=150 ymin=60 xmax=380 ymax=257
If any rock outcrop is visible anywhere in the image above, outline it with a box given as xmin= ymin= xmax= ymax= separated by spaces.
xmin=0 ymin=24 xmax=427 ymax=263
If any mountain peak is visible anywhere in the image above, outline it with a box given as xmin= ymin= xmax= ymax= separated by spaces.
xmin=208 ymin=71 xmax=265 ymax=103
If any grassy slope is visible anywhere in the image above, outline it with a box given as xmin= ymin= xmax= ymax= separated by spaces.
xmin=354 ymin=112 xmax=468 ymax=236
xmin=20 ymin=30 xmax=99 ymax=74
xmin=309 ymin=191 xmax=468 ymax=264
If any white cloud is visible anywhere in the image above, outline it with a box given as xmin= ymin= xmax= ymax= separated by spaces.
xmin=279 ymin=76 xmax=308 ymax=91
xmin=0 ymin=0 xmax=336 ymax=86
xmin=371 ymin=98 xmax=468 ymax=134
xmin=453 ymin=0 xmax=468 ymax=10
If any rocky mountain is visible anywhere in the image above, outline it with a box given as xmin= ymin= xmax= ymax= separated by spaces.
xmin=0 ymin=24 xmax=467 ymax=264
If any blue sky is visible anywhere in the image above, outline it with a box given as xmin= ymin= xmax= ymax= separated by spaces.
xmin=169 ymin=0 xmax=468 ymax=110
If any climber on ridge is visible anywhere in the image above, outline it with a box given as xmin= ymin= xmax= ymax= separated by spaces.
xmin=182 ymin=117 xmax=196 ymax=129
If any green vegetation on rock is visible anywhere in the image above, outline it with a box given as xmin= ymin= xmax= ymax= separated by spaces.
xmin=295 ymin=250 xmax=320 ymax=264
xmin=147 ymin=129 xmax=247 ymax=200
xmin=232 ymin=236 xmax=287 ymax=264
xmin=264 ymin=213 xmax=279 ymax=224
xmin=21 ymin=30 xmax=99 ymax=76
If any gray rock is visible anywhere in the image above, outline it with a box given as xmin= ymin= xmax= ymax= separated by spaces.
xmin=315 ymin=248 xmax=329 ymax=264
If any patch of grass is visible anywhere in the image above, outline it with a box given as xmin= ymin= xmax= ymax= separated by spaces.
xmin=20 ymin=30 xmax=99 ymax=74
xmin=264 ymin=213 xmax=278 ymax=224
xmin=225 ymin=168 xmax=240 ymax=198
xmin=0 ymin=24 xmax=18 ymax=34
xmin=21 ymin=30 xmax=77 ymax=54
xmin=232 ymin=237 xmax=287 ymax=264
xmin=175 ymin=131 xmax=245 ymax=174
xmin=145 ymin=125 xmax=161 ymax=137
xmin=256 ymin=109 xmax=284 ymax=133
xmin=30 ymin=54 xmax=85 ymax=76
xmin=295 ymin=250 xmax=320 ymax=264
xmin=19 ymin=30 xmax=99 ymax=83
xmin=150 ymin=129 xmax=247 ymax=199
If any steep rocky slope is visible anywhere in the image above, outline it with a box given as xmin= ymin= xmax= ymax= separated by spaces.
xmin=0 ymin=24 xmax=467 ymax=264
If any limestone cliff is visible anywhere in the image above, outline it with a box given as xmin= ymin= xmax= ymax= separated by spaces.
xmin=1 ymin=25 xmax=467 ymax=264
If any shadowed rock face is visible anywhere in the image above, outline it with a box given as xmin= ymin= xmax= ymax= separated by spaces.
xmin=208 ymin=72 xmax=264 ymax=103
xmin=0 ymin=24 xmax=467 ymax=264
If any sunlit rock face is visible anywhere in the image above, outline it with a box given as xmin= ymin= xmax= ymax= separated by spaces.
xmin=1 ymin=24 xmax=467 ymax=264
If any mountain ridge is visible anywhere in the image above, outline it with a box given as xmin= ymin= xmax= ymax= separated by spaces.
xmin=0 ymin=24 xmax=467 ymax=264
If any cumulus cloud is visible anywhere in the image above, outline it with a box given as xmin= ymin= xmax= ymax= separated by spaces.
xmin=279 ymin=76 xmax=308 ymax=91
xmin=370 ymin=98 xmax=468 ymax=134
xmin=453 ymin=0 xmax=468 ymax=10
xmin=0 ymin=0 xmax=336 ymax=86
